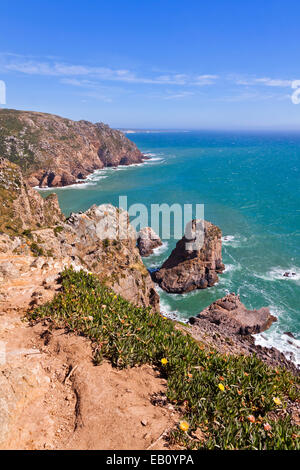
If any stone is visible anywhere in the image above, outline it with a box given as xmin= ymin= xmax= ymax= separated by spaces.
xmin=190 ymin=293 xmax=276 ymax=335
xmin=137 ymin=227 xmax=162 ymax=257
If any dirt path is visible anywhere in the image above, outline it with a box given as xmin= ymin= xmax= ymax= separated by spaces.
xmin=0 ymin=254 xmax=179 ymax=450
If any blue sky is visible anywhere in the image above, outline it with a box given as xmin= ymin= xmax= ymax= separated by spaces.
xmin=1 ymin=0 xmax=300 ymax=129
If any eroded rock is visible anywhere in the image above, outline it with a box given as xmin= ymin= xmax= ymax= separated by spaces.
xmin=137 ymin=227 xmax=162 ymax=257
xmin=0 ymin=109 xmax=144 ymax=188
xmin=0 ymin=157 xmax=63 ymax=234
xmin=190 ymin=293 xmax=276 ymax=335
xmin=153 ymin=219 xmax=224 ymax=293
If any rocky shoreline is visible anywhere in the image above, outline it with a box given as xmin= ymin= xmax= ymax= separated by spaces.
xmin=1 ymin=105 xmax=299 ymax=451
xmin=33 ymin=154 xmax=150 ymax=190
xmin=0 ymin=108 xmax=146 ymax=188
xmin=186 ymin=294 xmax=298 ymax=374
xmin=146 ymin=225 xmax=299 ymax=371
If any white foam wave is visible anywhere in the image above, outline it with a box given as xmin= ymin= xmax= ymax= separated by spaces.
xmin=35 ymin=181 xmax=97 ymax=190
xmin=253 ymin=305 xmax=300 ymax=367
xmin=222 ymin=234 xmax=247 ymax=248
xmin=255 ymin=333 xmax=300 ymax=367
xmin=224 ymin=263 xmax=239 ymax=273
xmin=143 ymin=154 xmax=165 ymax=164
xmin=146 ymin=242 xmax=169 ymax=268
xmin=157 ymin=290 xmax=188 ymax=323
xmin=152 ymin=241 xmax=169 ymax=256
xmin=254 ymin=266 xmax=300 ymax=283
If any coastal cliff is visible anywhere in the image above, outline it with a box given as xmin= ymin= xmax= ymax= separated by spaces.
xmin=0 ymin=157 xmax=158 ymax=311
xmin=0 ymin=118 xmax=299 ymax=450
xmin=0 ymin=109 xmax=144 ymax=187
xmin=0 ymin=157 xmax=63 ymax=234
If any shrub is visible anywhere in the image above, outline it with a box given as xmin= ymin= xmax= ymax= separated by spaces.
xmin=53 ymin=226 xmax=64 ymax=236
xmin=30 ymin=242 xmax=44 ymax=257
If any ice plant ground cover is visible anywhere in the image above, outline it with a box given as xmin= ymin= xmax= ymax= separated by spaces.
xmin=28 ymin=268 xmax=300 ymax=450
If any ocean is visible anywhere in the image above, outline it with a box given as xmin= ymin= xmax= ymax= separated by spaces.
xmin=39 ymin=131 xmax=300 ymax=365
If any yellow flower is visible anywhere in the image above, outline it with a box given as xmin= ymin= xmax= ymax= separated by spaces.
xmin=218 ymin=383 xmax=225 ymax=391
xmin=179 ymin=421 xmax=190 ymax=432
xmin=273 ymin=397 xmax=282 ymax=406
xmin=161 ymin=358 xmax=168 ymax=365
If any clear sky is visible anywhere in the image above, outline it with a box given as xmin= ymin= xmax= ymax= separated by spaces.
xmin=1 ymin=0 xmax=300 ymax=129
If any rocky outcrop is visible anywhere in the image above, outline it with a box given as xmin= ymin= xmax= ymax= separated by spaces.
xmin=137 ymin=227 xmax=162 ymax=257
xmin=0 ymin=109 xmax=145 ymax=187
xmin=0 ymin=157 xmax=158 ymax=311
xmin=0 ymin=203 xmax=159 ymax=312
xmin=184 ymin=294 xmax=298 ymax=372
xmin=0 ymin=157 xmax=63 ymax=234
xmin=54 ymin=205 xmax=160 ymax=310
xmin=190 ymin=293 xmax=276 ymax=335
xmin=153 ymin=219 xmax=225 ymax=293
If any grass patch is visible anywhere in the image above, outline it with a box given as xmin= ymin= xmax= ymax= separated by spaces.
xmin=28 ymin=268 xmax=299 ymax=450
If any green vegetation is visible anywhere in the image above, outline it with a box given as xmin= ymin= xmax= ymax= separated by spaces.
xmin=30 ymin=242 xmax=44 ymax=257
xmin=53 ymin=225 xmax=64 ymax=236
xmin=0 ymin=161 xmax=23 ymax=234
xmin=0 ymin=109 xmax=42 ymax=173
xmin=28 ymin=268 xmax=299 ymax=450
xmin=102 ymin=238 xmax=110 ymax=248
xmin=22 ymin=229 xmax=33 ymax=239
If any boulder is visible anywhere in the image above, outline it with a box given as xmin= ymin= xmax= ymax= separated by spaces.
xmin=152 ymin=219 xmax=224 ymax=293
xmin=189 ymin=293 xmax=276 ymax=335
xmin=137 ymin=227 xmax=162 ymax=257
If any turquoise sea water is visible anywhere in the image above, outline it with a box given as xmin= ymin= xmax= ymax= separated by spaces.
xmin=40 ymin=131 xmax=300 ymax=365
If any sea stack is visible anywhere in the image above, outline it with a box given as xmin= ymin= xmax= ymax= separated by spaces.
xmin=152 ymin=219 xmax=225 ymax=293
xmin=137 ymin=227 xmax=162 ymax=257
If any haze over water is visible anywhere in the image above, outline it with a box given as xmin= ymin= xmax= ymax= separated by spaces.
xmin=40 ymin=131 xmax=300 ymax=365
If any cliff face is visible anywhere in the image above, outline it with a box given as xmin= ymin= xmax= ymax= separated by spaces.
xmin=0 ymin=159 xmax=158 ymax=311
xmin=0 ymin=109 xmax=144 ymax=187
xmin=23 ymin=204 xmax=159 ymax=310
xmin=0 ymin=157 xmax=63 ymax=234
xmin=153 ymin=219 xmax=225 ymax=293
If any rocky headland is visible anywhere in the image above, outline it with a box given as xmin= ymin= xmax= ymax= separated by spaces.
xmin=153 ymin=219 xmax=225 ymax=293
xmin=0 ymin=113 xmax=299 ymax=450
xmin=0 ymin=108 xmax=145 ymax=188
